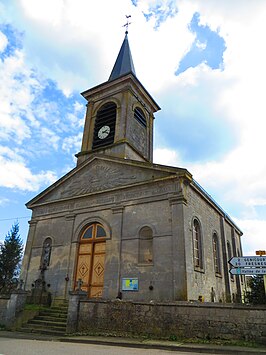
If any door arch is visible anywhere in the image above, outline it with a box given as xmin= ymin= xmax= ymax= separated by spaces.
xmin=75 ymin=222 xmax=107 ymax=298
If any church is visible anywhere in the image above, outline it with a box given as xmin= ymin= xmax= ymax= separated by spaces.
xmin=20 ymin=31 xmax=244 ymax=304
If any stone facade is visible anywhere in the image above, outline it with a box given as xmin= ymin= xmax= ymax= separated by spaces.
xmin=20 ymin=155 xmax=243 ymax=303
xmin=20 ymin=34 xmax=244 ymax=305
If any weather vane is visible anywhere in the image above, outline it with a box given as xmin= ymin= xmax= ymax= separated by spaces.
xmin=123 ymin=15 xmax=131 ymax=34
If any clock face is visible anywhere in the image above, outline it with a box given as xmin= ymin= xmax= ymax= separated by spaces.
xmin=98 ymin=125 xmax=110 ymax=139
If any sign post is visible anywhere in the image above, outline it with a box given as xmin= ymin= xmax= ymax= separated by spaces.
xmin=229 ymin=251 xmax=266 ymax=299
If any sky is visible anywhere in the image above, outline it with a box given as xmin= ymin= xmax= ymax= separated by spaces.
xmin=0 ymin=0 xmax=265 ymax=256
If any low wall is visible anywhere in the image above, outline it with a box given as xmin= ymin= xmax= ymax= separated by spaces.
xmin=0 ymin=295 xmax=10 ymax=326
xmin=0 ymin=291 xmax=28 ymax=328
xmin=67 ymin=298 xmax=266 ymax=344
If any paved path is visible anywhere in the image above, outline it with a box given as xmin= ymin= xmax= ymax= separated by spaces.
xmin=0 ymin=331 xmax=265 ymax=355
xmin=0 ymin=337 xmax=213 ymax=355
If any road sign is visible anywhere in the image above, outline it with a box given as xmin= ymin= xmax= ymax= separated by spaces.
xmin=229 ymin=256 xmax=266 ymax=268
xmin=229 ymin=267 xmax=266 ymax=275
xmin=256 ymin=250 xmax=266 ymax=256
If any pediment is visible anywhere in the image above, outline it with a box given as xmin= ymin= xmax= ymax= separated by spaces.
xmin=27 ymin=156 xmax=183 ymax=207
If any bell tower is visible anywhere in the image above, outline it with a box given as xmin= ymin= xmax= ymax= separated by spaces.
xmin=76 ymin=32 xmax=160 ymax=165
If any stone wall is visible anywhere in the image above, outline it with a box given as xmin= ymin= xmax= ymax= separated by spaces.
xmin=185 ymin=184 xmax=243 ymax=302
xmin=67 ymin=298 xmax=266 ymax=344
xmin=0 ymin=295 xmax=10 ymax=325
xmin=0 ymin=291 xmax=28 ymax=327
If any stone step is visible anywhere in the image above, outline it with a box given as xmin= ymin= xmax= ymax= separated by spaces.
xmin=39 ymin=309 xmax=68 ymax=316
xmin=40 ymin=309 xmax=68 ymax=316
xmin=23 ymin=321 xmax=66 ymax=332
xmin=28 ymin=319 xmax=67 ymax=327
xmin=36 ymin=314 xmax=67 ymax=322
xmin=51 ymin=304 xmax=69 ymax=310
xmin=18 ymin=302 xmax=69 ymax=337
xmin=19 ymin=326 xmax=66 ymax=336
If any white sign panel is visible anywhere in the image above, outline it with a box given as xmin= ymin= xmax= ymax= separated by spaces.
xmin=229 ymin=256 xmax=266 ymax=268
xmin=229 ymin=267 xmax=266 ymax=275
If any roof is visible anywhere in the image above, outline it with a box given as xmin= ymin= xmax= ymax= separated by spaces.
xmin=108 ymin=32 xmax=136 ymax=81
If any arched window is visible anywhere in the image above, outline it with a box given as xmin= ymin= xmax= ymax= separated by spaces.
xmin=40 ymin=237 xmax=52 ymax=270
xmin=139 ymin=227 xmax=153 ymax=264
xmin=212 ymin=232 xmax=221 ymax=275
xmin=227 ymin=241 xmax=234 ymax=281
xmin=192 ymin=219 xmax=203 ymax=270
xmin=81 ymin=223 xmax=107 ymax=240
xmin=92 ymin=102 xmax=117 ymax=149
xmin=134 ymin=107 xmax=146 ymax=127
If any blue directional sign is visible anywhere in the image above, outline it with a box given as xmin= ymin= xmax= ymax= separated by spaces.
xmin=229 ymin=267 xmax=266 ymax=275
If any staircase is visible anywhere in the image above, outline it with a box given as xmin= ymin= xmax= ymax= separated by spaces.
xmin=20 ymin=303 xmax=68 ymax=336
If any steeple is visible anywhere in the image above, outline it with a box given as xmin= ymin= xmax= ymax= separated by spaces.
xmin=108 ymin=32 xmax=136 ymax=81
xmin=77 ymin=31 xmax=160 ymax=166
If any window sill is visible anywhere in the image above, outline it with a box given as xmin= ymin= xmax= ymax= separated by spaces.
xmin=194 ymin=267 xmax=205 ymax=273
xmin=138 ymin=263 xmax=154 ymax=267
xmin=215 ymin=272 xmax=222 ymax=278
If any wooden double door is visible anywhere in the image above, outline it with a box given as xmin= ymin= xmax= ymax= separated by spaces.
xmin=75 ymin=223 xmax=106 ymax=298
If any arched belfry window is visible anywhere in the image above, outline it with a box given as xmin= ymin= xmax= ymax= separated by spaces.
xmin=139 ymin=227 xmax=153 ymax=264
xmin=134 ymin=107 xmax=146 ymax=127
xmin=40 ymin=237 xmax=52 ymax=270
xmin=92 ymin=102 xmax=117 ymax=149
xmin=212 ymin=232 xmax=221 ymax=275
xmin=192 ymin=219 xmax=203 ymax=270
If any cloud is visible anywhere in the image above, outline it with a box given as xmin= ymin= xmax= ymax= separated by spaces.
xmin=154 ymin=148 xmax=181 ymax=167
xmin=0 ymin=30 xmax=7 ymax=52
xmin=0 ymin=146 xmax=57 ymax=191
xmin=0 ymin=0 xmax=266 ymax=255
xmin=40 ymin=127 xmax=60 ymax=150
xmin=234 ymin=218 xmax=266 ymax=256
xmin=62 ymin=132 xmax=82 ymax=154
xmin=0 ymin=197 xmax=10 ymax=206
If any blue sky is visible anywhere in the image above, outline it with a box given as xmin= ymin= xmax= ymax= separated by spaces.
xmin=0 ymin=0 xmax=266 ymax=256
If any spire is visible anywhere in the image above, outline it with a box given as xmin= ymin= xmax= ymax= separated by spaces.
xmin=108 ymin=32 xmax=136 ymax=81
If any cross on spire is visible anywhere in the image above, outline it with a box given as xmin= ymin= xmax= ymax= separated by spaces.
xmin=123 ymin=15 xmax=131 ymax=34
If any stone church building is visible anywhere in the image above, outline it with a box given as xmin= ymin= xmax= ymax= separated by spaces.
xmin=21 ymin=33 xmax=244 ymax=304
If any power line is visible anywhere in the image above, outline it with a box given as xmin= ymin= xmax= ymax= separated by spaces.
xmin=0 ymin=216 xmax=31 ymax=222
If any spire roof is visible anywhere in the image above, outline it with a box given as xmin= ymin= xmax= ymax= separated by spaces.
xmin=108 ymin=32 xmax=136 ymax=81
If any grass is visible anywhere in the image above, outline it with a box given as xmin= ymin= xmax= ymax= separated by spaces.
xmin=180 ymin=336 xmax=262 ymax=348
xmin=23 ymin=304 xmax=50 ymax=311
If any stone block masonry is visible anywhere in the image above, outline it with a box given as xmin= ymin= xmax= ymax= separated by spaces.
xmin=67 ymin=297 xmax=266 ymax=344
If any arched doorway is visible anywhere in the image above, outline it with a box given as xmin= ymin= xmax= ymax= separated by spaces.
xmin=75 ymin=223 xmax=107 ymax=298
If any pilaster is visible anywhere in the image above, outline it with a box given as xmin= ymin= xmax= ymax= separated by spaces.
xmin=169 ymin=195 xmax=187 ymax=301
xmin=64 ymin=213 xmax=76 ymax=298
xmin=220 ymin=216 xmax=231 ymax=302
xmin=231 ymin=227 xmax=242 ymax=302
xmin=20 ymin=219 xmax=37 ymax=288
xmin=103 ymin=206 xmax=124 ymax=299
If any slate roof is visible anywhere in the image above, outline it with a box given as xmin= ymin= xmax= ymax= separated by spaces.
xmin=108 ymin=32 xmax=136 ymax=81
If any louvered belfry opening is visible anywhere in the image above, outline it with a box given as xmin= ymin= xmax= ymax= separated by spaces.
xmin=134 ymin=107 xmax=146 ymax=127
xmin=92 ymin=102 xmax=117 ymax=149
